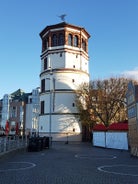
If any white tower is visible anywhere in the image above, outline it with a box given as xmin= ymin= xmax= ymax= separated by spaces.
xmin=39 ymin=22 xmax=90 ymax=141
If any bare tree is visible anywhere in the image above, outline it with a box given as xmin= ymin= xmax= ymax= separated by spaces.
xmin=75 ymin=77 xmax=131 ymax=128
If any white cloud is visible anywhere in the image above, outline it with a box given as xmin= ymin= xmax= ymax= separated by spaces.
xmin=122 ymin=67 xmax=138 ymax=81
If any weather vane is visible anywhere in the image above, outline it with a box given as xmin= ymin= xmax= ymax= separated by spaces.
xmin=58 ymin=14 xmax=67 ymax=22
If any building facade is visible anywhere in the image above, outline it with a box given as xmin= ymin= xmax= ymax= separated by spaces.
xmin=39 ymin=22 xmax=90 ymax=141
xmin=25 ymin=88 xmax=40 ymax=136
xmin=0 ymin=88 xmax=40 ymax=136
xmin=126 ymin=81 xmax=138 ymax=156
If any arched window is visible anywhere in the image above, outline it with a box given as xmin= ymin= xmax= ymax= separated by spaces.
xmin=52 ymin=34 xmax=57 ymax=46
xmin=42 ymin=39 xmax=47 ymax=51
xmin=46 ymin=37 xmax=49 ymax=48
xmin=58 ymin=33 xmax=64 ymax=46
xmin=68 ymin=34 xmax=72 ymax=46
xmin=74 ymin=35 xmax=78 ymax=47
xmin=82 ymin=39 xmax=86 ymax=51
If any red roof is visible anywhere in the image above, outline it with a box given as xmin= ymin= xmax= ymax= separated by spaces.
xmin=93 ymin=124 xmax=107 ymax=131
xmin=108 ymin=122 xmax=128 ymax=131
xmin=93 ymin=121 xmax=128 ymax=131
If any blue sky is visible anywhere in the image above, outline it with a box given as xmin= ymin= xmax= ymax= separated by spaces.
xmin=0 ymin=0 xmax=138 ymax=99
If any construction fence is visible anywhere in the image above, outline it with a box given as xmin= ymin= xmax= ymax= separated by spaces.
xmin=0 ymin=136 xmax=27 ymax=156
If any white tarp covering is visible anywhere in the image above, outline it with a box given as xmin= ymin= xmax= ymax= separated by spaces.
xmin=93 ymin=131 xmax=128 ymax=150
xmin=93 ymin=132 xmax=105 ymax=147
xmin=106 ymin=132 xmax=128 ymax=150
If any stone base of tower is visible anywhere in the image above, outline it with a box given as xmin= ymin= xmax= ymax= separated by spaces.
xmin=39 ymin=132 xmax=82 ymax=142
xmin=39 ymin=114 xmax=82 ymax=142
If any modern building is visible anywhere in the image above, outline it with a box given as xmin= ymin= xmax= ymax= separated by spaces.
xmin=39 ymin=22 xmax=90 ymax=141
xmin=126 ymin=81 xmax=138 ymax=156
xmin=0 ymin=88 xmax=40 ymax=136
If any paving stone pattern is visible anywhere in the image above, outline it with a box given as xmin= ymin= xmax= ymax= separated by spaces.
xmin=0 ymin=142 xmax=138 ymax=184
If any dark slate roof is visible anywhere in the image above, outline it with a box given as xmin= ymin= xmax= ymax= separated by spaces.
xmin=11 ymin=89 xmax=31 ymax=102
xmin=11 ymin=89 xmax=25 ymax=96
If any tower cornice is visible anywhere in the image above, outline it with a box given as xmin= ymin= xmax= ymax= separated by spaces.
xmin=40 ymin=22 xmax=90 ymax=39
xmin=40 ymin=47 xmax=89 ymax=60
xmin=39 ymin=68 xmax=89 ymax=78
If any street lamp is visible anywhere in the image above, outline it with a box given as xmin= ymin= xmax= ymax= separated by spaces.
xmin=49 ymin=80 xmax=52 ymax=138
xmin=46 ymin=74 xmax=55 ymax=140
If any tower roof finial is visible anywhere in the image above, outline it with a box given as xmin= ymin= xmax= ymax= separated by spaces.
xmin=58 ymin=14 xmax=67 ymax=22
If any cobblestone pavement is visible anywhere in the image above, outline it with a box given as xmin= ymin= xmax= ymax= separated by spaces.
xmin=0 ymin=142 xmax=138 ymax=184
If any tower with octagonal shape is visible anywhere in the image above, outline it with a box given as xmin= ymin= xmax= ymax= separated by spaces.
xmin=39 ymin=22 xmax=90 ymax=141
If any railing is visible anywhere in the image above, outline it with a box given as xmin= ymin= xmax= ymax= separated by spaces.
xmin=0 ymin=136 xmax=27 ymax=156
